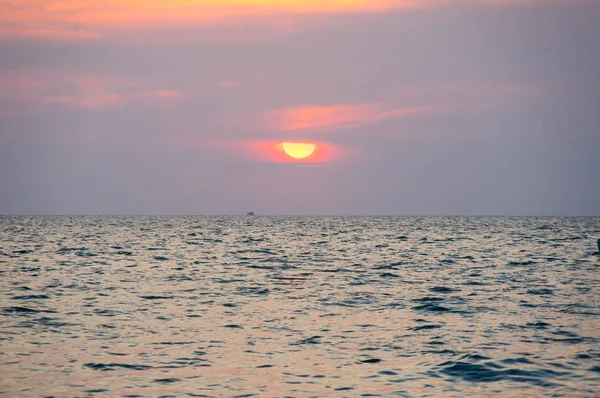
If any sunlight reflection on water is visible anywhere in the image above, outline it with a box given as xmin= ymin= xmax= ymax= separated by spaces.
xmin=1 ymin=216 xmax=599 ymax=397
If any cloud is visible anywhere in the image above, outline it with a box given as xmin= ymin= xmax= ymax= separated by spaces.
xmin=46 ymin=89 xmax=185 ymax=110
xmin=0 ymin=0 xmax=572 ymax=41
xmin=262 ymin=103 xmax=435 ymax=133
xmin=0 ymin=25 xmax=102 ymax=41
xmin=138 ymin=90 xmax=185 ymax=100
xmin=218 ymin=80 xmax=241 ymax=88
xmin=0 ymin=0 xmax=415 ymax=41
xmin=238 ymin=81 xmax=553 ymax=137
xmin=0 ymin=70 xmax=184 ymax=114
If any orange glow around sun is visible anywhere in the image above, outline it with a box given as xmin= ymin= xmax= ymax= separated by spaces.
xmin=282 ymin=142 xmax=316 ymax=159
xmin=248 ymin=141 xmax=336 ymax=163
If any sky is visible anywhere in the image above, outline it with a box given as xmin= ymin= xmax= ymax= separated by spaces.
xmin=0 ymin=0 xmax=599 ymax=216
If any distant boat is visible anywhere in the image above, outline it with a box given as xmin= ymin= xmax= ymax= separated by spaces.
xmin=247 ymin=212 xmax=255 ymax=216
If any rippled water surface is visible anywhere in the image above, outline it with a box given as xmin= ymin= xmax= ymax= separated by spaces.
xmin=1 ymin=216 xmax=600 ymax=397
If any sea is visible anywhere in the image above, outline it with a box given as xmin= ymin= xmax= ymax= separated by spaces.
xmin=1 ymin=216 xmax=599 ymax=397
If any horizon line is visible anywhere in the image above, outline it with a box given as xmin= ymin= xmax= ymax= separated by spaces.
xmin=1 ymin=214 xmax=599 ymax=218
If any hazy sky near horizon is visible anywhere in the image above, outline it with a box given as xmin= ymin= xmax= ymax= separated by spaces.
xmin=1 ymin=0 xmax=599 ymax=215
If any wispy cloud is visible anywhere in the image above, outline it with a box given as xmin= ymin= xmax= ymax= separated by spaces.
xmin=46 ymin=89 xmax=185 ymax=110
xmin=0 ymin=0 xmax=567 ymax=41
xmin=246 ymin=81 xmax=554 ymax=135
xmin=0 ymin=70 xmax=184 ymax=114
xmin=262 ymin=104 xmax=435 ymax=133
xmin=218 ymin=80 xmax=241 ymax=88
xmin=0 ymin=0 xmax=410 ymax=40
xmin=217 ymin=78 xmax=259 ymax=88
xmin=0 ymin=25 xmax=101 ymax=41
xmin=138 ymin=90 xmax=185 ymax=100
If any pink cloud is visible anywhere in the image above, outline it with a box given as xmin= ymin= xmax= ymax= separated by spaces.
xmin=77 ymin=93 xmax=124 ymax=109
xmin=218 ymin=80 xmax=241 ymax=88
xmin=0 ymin=0 xmax=566 ymax=41
xmin=246 ymin=81 xmax=554 ymax=135
xmin=217 ymin=78 xmax=260 ymax=88
xmin=0 ymin=26 xmax=102 ymax=41
xmin=263 ymin=104 xmax=434 ymax=133
xmin=0 ymin=73 xmax=45 ymax=103
xmin=0 ymin=70 xmax=184 ymax=114
xmin=138 ymin=89 xmax=185 ymax=99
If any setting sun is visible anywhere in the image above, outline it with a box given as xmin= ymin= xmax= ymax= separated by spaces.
xmin=281 ymin=142 xmax=316 ymax=159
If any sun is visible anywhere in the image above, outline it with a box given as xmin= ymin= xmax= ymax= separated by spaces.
xmin=281 ymin=142 xmax=316 ymax=159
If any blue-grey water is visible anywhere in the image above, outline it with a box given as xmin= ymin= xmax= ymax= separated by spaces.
xmin=1 ymin=216 xmax=599 ymax=397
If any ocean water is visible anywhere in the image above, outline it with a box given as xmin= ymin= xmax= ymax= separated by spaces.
xmin=1 ymin=216 xmax=599 ymax=397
